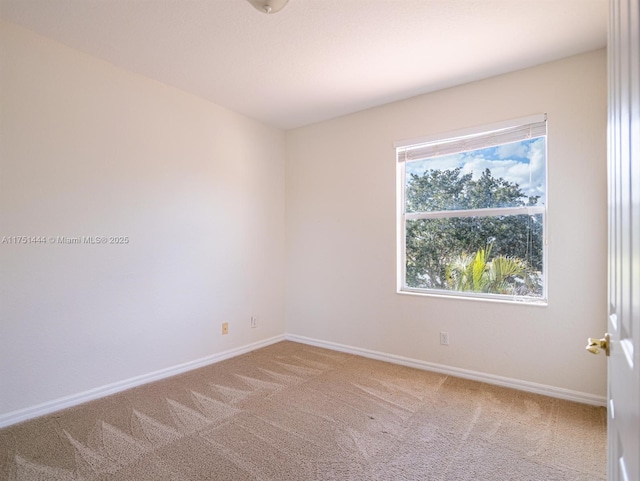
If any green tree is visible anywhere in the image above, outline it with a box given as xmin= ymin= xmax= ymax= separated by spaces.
xmin=405 ymin=168 xmax=543 ymax=296
xmin=445 ymin=245 xmax=541 ymax=295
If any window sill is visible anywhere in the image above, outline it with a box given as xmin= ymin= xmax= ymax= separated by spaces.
xmin=397 ymin=288 xmax=548 ymax=307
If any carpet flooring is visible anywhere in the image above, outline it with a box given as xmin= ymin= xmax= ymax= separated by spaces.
xmin=0 ymin=341 xmax=606 ymax=480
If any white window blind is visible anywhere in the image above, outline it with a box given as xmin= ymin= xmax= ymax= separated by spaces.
xmin=396 ymin=114 xmax=547 ymax=163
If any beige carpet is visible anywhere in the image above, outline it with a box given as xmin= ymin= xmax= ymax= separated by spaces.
xmin=0 ymin=341 xmax=606 ymax=480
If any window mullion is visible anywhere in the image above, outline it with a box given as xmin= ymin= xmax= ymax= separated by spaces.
xmin=405 ymin=205 xmax=545 ymax=221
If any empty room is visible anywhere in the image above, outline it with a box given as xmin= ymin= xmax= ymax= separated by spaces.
xmin=1 ymin=0 xmax=638 ymax=480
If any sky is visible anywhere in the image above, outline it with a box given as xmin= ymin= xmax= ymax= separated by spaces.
xmin=406 ymin=137 xmax=546 ymax=205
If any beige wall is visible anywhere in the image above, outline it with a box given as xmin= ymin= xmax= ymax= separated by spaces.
xmin=0 ymin=21 xmax=286 ymax=416
xmin=285 ymin=49 xmax=608 ymax=397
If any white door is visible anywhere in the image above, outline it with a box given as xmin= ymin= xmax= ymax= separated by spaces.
xmin=607 ymin=1 xmax=640 ymax=480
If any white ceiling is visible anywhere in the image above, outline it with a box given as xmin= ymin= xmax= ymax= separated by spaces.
xmin=0 ymin=0 xmax=607 ymax=130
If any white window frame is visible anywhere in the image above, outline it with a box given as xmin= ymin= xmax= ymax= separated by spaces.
xmin=395 ymin=114 xmax=548 ymax=305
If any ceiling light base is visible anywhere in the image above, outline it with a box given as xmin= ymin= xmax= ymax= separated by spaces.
xmin=246 ymin=0 xmax=289 ymax=14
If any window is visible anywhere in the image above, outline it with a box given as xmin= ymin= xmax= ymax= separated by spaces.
xmin=396 ymin=115 xmax=547 ymax=303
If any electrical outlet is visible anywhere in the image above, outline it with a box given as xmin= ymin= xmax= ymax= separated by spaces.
xmin=222 ymin=322 xmax=229 ymax=335
xmin=251 ymin=316 xmax=258 ymax=328
xmin=440 ymin=331 xmax=449 ymax=345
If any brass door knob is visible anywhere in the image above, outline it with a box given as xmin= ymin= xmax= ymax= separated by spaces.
xmin=586 ymin=333 xmax=610 ymax=356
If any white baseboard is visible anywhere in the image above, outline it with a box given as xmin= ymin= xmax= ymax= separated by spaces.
xmin=0 ymin=335 xmax=285 ymax=429
xmin=285 ymin=333 xmax=607 ymax=407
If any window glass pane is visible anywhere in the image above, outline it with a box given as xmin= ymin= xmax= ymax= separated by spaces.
xmin=405 ymin=137 xmax=546 ymax=213
xmin=405 ymin=214 xmax=544 ymax=298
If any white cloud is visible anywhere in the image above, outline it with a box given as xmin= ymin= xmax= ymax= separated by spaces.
xmin=496 ymin=141 xmax=528 ymax=159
